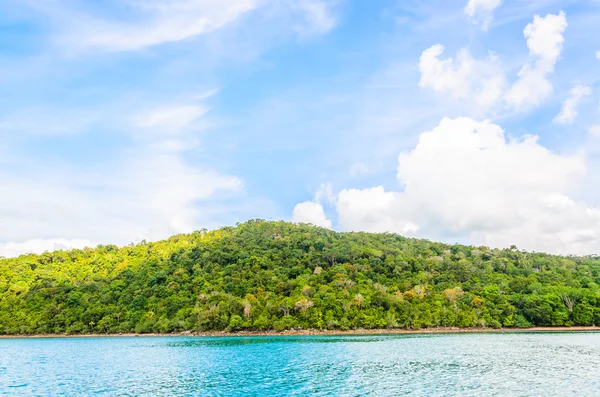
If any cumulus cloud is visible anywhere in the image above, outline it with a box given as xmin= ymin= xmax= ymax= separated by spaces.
xmin=301 ymin=117 xmax=600 ymax=255
xmin=554 ymin=85 xmax=592 ymax=124
xmin=337 ymin=187 xmax=418 ymax=234
xmin=464 ymin=0 xmax=502 ymax=30
xmin=505 ymin=11 xmax=568 ymax=109
xmin=291 ymin=182 xmax=336 ymax=228
xmin=418 ymin=45 xmax=505 ymax=108
xmin=419 ymin=12 xmax=567 ymax=113
xmin=597 ymin=51 xmax=600 ymax=60
xmin=292 ymin=201 xmax=332 ymax=228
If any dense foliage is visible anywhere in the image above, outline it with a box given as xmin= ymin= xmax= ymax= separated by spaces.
xmin=1 ymin=220 xmax=600 ymax=334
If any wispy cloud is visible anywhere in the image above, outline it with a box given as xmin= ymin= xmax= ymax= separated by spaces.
xmin=289 ymin=0 xmax=338 ymax=37
xmin=464 ymin=0 xmax=502 ymax=30
xmin=553 ymin=84 xmax=591 ymax=124
xmin=0 ymin=93 xmax=243 ymax=257
xmin=35 ymin=0 xmax=260 ymax=52
xmin=18 ymin=0 xmax=339 ymax=52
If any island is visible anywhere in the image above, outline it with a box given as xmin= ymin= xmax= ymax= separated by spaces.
xmin=1 ymin=220 xmax=599 ymax=335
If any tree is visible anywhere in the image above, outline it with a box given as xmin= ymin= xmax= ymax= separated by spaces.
xmin=1 ymin=220 xmax=600 ymax=334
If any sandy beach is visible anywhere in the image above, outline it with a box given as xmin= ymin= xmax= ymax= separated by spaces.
xmin=1 ymin=326 xmax=599 ymax=339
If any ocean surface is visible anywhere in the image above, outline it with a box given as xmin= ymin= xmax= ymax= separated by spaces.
xmin=1 ymin=332 xmax=599 ymax=396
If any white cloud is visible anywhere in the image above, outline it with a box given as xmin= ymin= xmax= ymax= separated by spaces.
xmin=292 ymin=201 xmax=332 ymax=228
xmin=419 ymin=12 xmax=568 ymax=113
xmin=590 ymin=125 xmax=600 ymax=137
xmin=0 ymin=239 xmax=93 ymax=259
xmin=119 ymin=148 xmax=242 ymax=237
xmin=596 ymin=51 xmax=600 ymax=60
xmin=322 ymin=117 xmax=600 ymax=255
xmin=464 ymin=0 xmax=502 ymax=30
xmin=554 ymin=85 xmax=592 ymax=124
xmin=135 ymin=105 xmax=208 ymax=133
xmin=291 ymin=182 xmax=335 ymax=228
xmin=314 ymin=182 xmax=336 ymax=204
xmin=22 ymin=0 xmax=338 ymax=52
xmin=505 ymin=11 xmax=567 ymax=109
xmin=523 ymin=12 xmax=567 ymax=61
xmin=337 ymin=187 xmax=418 ymax=234
xmin=52 ymin=0 xmax=260 ymax=52
xmin=105 ymin=99 xmax=243 ymax=237
xmin=291 ymin=0 xmax=337 ymax=36
xmin=349 ymin=162 xmax=369 ymax=177
xmin=0 ymin=97 xmax=243 ymax=257
xmin=418 ymin=45 xmax=505 ymax=108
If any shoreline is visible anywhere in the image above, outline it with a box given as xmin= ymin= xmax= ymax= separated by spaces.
xmin=1 ymin=326 xmax=599 ymax=339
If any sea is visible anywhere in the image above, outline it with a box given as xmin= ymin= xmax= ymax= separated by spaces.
xmin=1 ymin=332 xmax=599 ymax=396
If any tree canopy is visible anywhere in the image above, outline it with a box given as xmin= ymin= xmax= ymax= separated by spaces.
xmin=1 ymin=220 xmax=599 ymax=334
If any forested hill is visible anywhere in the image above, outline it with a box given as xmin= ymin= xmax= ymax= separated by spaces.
xmin=1 ymin=220 xmax=600 ymax=335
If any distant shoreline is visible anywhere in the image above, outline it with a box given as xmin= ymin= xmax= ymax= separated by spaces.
xmin=1 ymin=326 xmax=599 ymax=339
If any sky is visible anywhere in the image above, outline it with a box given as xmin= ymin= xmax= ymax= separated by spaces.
xmin=1 ymin=0 xmax=600 ymax=257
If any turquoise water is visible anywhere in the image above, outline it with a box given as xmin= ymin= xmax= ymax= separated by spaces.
xmin=1 ymin=333 xmax=599 ymax=396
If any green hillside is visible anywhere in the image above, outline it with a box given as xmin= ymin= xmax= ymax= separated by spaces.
xmin=1 ymin=220 xmax=599 ymax=334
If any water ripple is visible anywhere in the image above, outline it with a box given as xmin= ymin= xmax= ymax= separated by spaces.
xmin=0 ymin=333 xmax=599 ymax=396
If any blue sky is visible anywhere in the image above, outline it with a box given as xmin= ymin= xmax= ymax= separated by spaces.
xmin=1 ymin=0 xmax=600 ymax=257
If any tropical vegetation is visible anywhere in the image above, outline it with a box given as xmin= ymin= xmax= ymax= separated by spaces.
xmin=1 ymin=220 xmax=599 ymax=334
